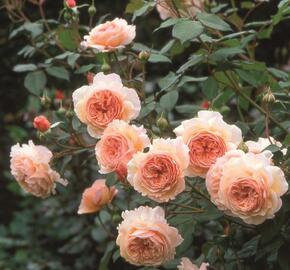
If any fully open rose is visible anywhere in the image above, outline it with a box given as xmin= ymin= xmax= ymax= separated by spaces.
xmin=72 ymin=72 xmax=141 ymax=138
xmin=127 ymin=138 xmax=189 ymax=202
xmin=174 ymin=110 xmax=242 ymax=178
xmin=78 ymin=179 xmax=117 ymax=214
xmin=81 ymin=18 xmax=136 ymax=52
xmin=95 ymin=120 xmax=150 ymax=180
xmin=116 ymin=206 xmax=183 ymax=266
xmin=206 ymin=150 xmax=288 ymax=225
xmin=156 ymin=0 xmax=204 ymax=20
xmin=10 ymin=141 xmax=67 ymax=198
xmin=178 ymin=257 xmax=209 ymax=270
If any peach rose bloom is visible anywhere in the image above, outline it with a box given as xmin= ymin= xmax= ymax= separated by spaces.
xmin=73 ymin=72 xmax=141 ymax=138
xmin=127 ymin=138 xmax=189 ymax=202
xmin=156 ymin=0 xmax=204 ymax=20
xmin=206 ymin=150 xmax=245 ymax=209
xmin=178 ymin=257 xmax=209 ymax=270
xmin=10 ymin=140 xmax=67 ymax=198
xmin=206 ymin=150 xmax=288 ymax=225
xmin=78 ymin=179 xmax=117 ymax=214
xmin=174 ymin=110 xmax=242 ymax=178
xmin=95 ymin=120 xmax=150 ymax=180
xmin=116 ymin=206 xmax=183 ymax=266
xmin=81 ymin=18 xmax=136 ymax=52
xmin=246 ymin=137 xmax=286 ymax=155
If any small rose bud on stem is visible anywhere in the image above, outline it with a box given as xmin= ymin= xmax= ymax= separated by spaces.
xmin=262 ymin=87 xmax=275 ymax=104
xmin=33 ymin=115 xmax=51 ymax=133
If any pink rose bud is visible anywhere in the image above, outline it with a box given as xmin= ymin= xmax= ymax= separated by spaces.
xmin=55 ymin=89 xmax=65 ymax=101
xmin=33 ymin=115 xmax=51 ymax=133
xmin=201 ymin=100 xmax=210 ymax=109
xmin=66 ymin=0 xmax=76 ymax=8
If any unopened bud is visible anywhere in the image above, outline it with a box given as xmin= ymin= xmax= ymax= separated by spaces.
xmin=40 ymin=95 xmax=51 ymax=109
xmin=157 ymin=115 xmax=169 ymax=131
xmin=138 ymin=51 xmax=150 ymax=62
xmin=88 ymin=5 xmax=97 ymax=16
xmin=238 ymin=142 xmax=249 ymax=153
xmin=263 ymin=91 xmax=275 ymax=104
xmin=57 ymin=106 xmax=66 ymax=116
xmin=33 ymin=115 xmax=51 ymax=133
xmin=65 ymin=109 xmax=74 ymax=119
xmin=101 ymin=62 xmax=111 ymax=73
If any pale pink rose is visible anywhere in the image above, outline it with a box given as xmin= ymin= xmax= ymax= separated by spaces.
xmin=81 ymin=18 xmax=136 ymax=52
xmin=174 ymin=110 xmax=242 ymax=178
xmin=127 ymin=138 xmax=189 ymax=202
xmin=78 ymin=179 xmax=117 ymax=214
xmin=116 ymin=206 xmax=183 ymax=266
xmin=246 ymin=137 xmax=287 ymax=155
xmin=10 ymin=141 xmax=67 ymax=198
xmin=206 ymin=150 xmax=288 ymax=225
xmin=178 ymin=257 xmax=209 ymax=270
xmin=156 ymin=0 xmax=204 ymax=20
xmin=95 ymin=120 xmax=150 ymax=180
xmin=206 ymin=150 xmax=245 ymax=209
xmin=72 ymin=72 xmax=141 ymax=138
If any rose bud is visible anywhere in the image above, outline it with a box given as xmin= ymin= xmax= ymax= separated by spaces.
xmin=66 ymin=0 xmax=76 ymax=8
xmin=33 ymin=115 xmax=51 ymax=133
xmin=55 ymin=90 xmax=65 ymax=101
xmin=201 ymin=100 xmax=210 ymax=109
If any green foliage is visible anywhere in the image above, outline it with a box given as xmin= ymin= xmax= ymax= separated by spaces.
xmin=2 ymin=0 xmax=290 ymax=270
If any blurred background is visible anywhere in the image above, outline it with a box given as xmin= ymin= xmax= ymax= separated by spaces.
xmin=0 ymin=0 xmax=289 ymax=269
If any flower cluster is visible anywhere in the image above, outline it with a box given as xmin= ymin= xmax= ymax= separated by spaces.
xmin=9 ymin=14 xmax=288 ymax=270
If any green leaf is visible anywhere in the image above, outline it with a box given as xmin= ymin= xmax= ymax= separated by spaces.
xmin=148 ymin=54 xmax=171 ymax=63
xmin=106 ymin=172 xmax=118 ymax=186
xmin=155 ymin=18 xmax=179 ymax=32
xmin=132 ymin=2 xmax=155 ymax=21
xmin=210 ymin=47 xmax=244 ymax=62
xmin=125 ymin=0 xmax=144 ymax=13
xmin=202 ymin=77 xmax=219 ymax=99
xmin=46 ymin=66 xmax=70 ymax=81
xmin=67 ymin=53 xmax=80 ymax=67
xmin=13 ymin=64 xmax=37 ymax=72
xmin=24 ymin=71 xmax=47 ymax=96
xmin=158 ymin=72 xmax=180 ymax=91
xmin=23 ymin=22 xmax=43 ymax=38
xmin=99 ymin=241 xmax=115 ymax=270
xmin=138 ymin=101 xmax=156 ymax=119
xmin=75 ymin=64 xmax=95 ymax=74
xmin=177 ymin=54 xmax=203 ymax=73
xmin=160 ymin=91 xmax=179 ymax=111
xmin=57 ymin=26 xmax=80 ymax=51
xmin=197 ymin=12 xmax=232 ymax=31
xmin=172 ymin=19 xmax=204 ymax=43
xmin=268 ymin=67 xmax=289 ymax=81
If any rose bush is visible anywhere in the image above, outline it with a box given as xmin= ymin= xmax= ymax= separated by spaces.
xmin=2 ymin=0 xmax=290 ymax=269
